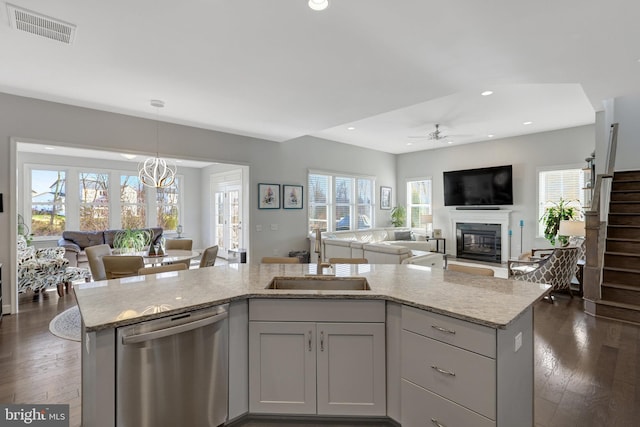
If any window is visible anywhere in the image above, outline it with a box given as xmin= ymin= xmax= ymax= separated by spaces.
xmin=25 ymin=164 xmax=184 ymax=238
xmin=30 ymin=169 xmax=66 ymax=237
xmin=407 ymin=179 xmax=432 ymax=232
xmin=538 ymin=167 xmax=585 ymax=236
xmin=79 ymin=172 xmax=110 ymax=231
xmin=308 ymin=172 xmax=374 ymax=232
xmin=120 ymin=174 xmax=146 ymax=229
xmin=156 ymin=177 xmax=180 ymax=231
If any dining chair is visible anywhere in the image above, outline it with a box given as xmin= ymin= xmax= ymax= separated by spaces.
xmin=261 ymin=257 xmax=301 ymax=264
xmin=85 ymin=244 xmax=112 ymax=281
xmin=447 ymin=263 xmax=495 ymax=277
xmin=329 ymin=257 xmax=369 ymax=264
xmin=199 ymin=246 xmax=219 ymax=268
xmin=102 ymin=255 xmax=145 ymax=279
xmin=138 ymin=264 xmax=187 ymax=275
xmin=165 ymin=239 xmax=193 ymax=251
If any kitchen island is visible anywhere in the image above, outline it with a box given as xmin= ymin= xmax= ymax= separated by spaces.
xmin=75 ymin=263 xmax=549 ymax=427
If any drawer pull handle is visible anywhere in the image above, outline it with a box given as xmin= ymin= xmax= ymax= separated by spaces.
xmin=308 ymin=331 xmax=312 ymax=352
xmin=431 ymin=325 xmax=456 ymax=334
xmin=320 ymin=330 xmax=325 ymax=352
xmin=431 ymin=366 xmax=456 ymax=376
xmin=431 ymin=418 xmax=447 ymax=427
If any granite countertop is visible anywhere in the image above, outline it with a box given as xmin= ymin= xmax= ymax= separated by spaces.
xmin=74 ymin=263 xmax=550 ymax=332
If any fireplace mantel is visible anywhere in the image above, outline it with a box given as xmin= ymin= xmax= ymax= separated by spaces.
xmin=449 ymin=209 xmax=512 ymax=262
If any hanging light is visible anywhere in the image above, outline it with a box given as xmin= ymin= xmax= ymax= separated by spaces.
xmin=308 ymin=0 xmax=329 ymax=11
xmin=138 ymin=100 xmax=176 ymax=188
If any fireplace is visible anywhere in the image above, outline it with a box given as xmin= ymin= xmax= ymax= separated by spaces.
xmin=448 ymin=209 xmax=512 ymax=263
xmin=456 ymin=223 xmax=501 ymax=263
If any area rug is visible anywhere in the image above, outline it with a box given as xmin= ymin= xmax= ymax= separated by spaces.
xmin=49 ymin=306 xmax=81 ymax=342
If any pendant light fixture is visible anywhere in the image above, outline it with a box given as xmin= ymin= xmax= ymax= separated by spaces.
xmin=308 ymin=0 xmax=328 ymax=11
xmin=138 ymin=99 xmax=176 ymax=188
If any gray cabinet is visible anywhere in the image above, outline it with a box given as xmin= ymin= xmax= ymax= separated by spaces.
xmin=249 ymin=299 xmax=386 ymax=417
xmin=401 ymin=305 xmax=534 ymax=427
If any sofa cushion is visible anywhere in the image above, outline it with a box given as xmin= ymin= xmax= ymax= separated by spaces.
xmin=61 ymin=231 xmax=105 ymax=250
xmin=363 ymin=242 xmax=411 ymax=255
xmin=324 ymin=239 xmax=353 ymax=248
xmin=394 ymin=230 xmax=414 ymax=241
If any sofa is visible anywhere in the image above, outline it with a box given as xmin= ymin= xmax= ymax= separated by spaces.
xmin=311 ymin=228 xmax=444 ymax=268
xmin=57 ymin=228 xmax=163 ymax=268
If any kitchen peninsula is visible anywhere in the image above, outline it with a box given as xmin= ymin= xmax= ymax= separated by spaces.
xmin=75 ymin=263 xmax=549 ymax=427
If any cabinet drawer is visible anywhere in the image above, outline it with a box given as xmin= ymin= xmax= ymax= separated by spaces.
xmin=250 ymin=299 xmax=385 ymax=322
xmin=401 ymin=379 xmax=495 ymax=427
xmin=402 ymin=330 xmax=496 ymax=419
xmin=402 ymin=305 xmax=495 ymax=357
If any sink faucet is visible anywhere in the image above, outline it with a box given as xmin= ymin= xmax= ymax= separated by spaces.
xmin=314 ymin=228 xmax=332 ymax=275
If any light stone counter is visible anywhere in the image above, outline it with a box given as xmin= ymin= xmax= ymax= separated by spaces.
xmin=74 ymin=263 xmax=550 ymax=332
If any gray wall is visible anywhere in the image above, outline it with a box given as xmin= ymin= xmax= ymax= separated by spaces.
xmin=396 ymin=125 xmax=596 ymax=256
xmin=0 ymin=92 xmax=395 ymax=311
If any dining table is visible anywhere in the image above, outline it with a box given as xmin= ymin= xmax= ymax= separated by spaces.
xmin=114 ymin=249 xmax=201 ymax=266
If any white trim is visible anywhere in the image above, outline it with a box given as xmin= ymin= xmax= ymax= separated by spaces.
xmin=448 ymin=209 xmax=512 ymax=262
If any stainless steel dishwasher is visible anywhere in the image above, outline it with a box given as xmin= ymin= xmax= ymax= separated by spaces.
xmin=116 ymin=304 xmax=229 ymax=427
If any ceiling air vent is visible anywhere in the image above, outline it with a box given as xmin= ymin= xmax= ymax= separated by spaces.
xmin=6 ymin=4 xmax=76 ymax=45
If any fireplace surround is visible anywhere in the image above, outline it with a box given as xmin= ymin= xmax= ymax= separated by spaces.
xmin=449 ymin=209 xmax=512 ymax=263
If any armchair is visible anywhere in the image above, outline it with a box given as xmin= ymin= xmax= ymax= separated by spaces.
xmin=508 ymin=247 xmax=579 ymax=301
xmin=17 ymin=235 xmax=69 ymax=294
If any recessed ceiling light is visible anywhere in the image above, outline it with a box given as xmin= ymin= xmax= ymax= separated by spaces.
xmin=121 ymin=153 xmax=136 ymax=160
xmin=481 ymin=90 xmax=493 ymax=96
xmin=44 ymin=146 xmax=55 ymax=150
xmin=523 ymin=121 xmax=533 ymax=125
xmin=175 ymin=160 xmax=183 ymax=163
xmin=488 ymin=134 xmax=495 ymax=138
xmin=308 ymin=0 xmax=328 ymax=11
xmin=347 ymin=126 xmax=356 ymax=131
xmin=447 ymin=141 xmax=453 ymax=144
xmin=407 ymin=142 xmax=413 ymax=146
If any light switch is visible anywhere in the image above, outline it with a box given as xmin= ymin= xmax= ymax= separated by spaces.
xmin=271 ymin=224 xmax=278 ymax=231
xmin=256 ymin=225 xmax=262 ymax=232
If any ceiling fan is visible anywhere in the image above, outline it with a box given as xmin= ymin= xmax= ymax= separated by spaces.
xmin=408 ymin=124 xmax=450 ymax=141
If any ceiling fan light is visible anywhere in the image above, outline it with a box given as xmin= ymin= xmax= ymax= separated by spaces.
xmin=308 ymin=0 xmax=329 ymax=11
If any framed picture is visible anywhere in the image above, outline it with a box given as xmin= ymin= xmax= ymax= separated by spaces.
xmin=283 ymin=185 xmax=303 ymax=209
xmin=380 ymin=186 xmax=392 ymax=210
xmin=258 ymin=183 xmax=280 ymax=209
xmin=433 ymin=229 xmax=443 ymax=238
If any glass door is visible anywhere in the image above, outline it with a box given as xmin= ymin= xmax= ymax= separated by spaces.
xmin=214 ymin=184 xmax=242 ymax=259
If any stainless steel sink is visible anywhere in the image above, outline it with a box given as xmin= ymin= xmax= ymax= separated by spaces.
xmin=266 ymin=276 xmax=371 ymax=290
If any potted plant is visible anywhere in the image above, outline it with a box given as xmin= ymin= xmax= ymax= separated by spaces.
xmin=113 ymin=229 xmax=151 ymax=253
xmin=540 ymin=198 xmax=580 ymax=246
xmin=390 ymin=205 xmax=406 ymax=227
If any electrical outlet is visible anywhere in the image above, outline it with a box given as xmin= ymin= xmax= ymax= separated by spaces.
xmin=515 ymin=332 xmax=522 ymax=352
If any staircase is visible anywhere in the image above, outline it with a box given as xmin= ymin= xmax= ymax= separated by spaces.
xmin=595 ymin=170 xmax=640 ymax=323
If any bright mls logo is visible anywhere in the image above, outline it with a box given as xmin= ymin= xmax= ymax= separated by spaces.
xmin=0 ymin=405 xmax=69 ymax=426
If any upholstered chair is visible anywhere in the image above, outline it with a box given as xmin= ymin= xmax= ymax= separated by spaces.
xmin=85 ymin=244 xmax=112 ymax=281
xmin=138 ymin=264 xmax=187 ymax=275
xmin=508 ymin=247 xmax=579 ymax=301
xmin=165 ymin=239 xmax=193 ymax=251
xmin=261 ymin=257 xmax=301 ymax=264
xmin=102 ymin=255 xmax=145 ymax=279
xmin=199 ymin=246 xmax=219 ymax=268
xmin=17 ymin=235 xmax=69 ymax=294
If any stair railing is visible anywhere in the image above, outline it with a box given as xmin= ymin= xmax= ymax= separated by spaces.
xmin=583 ymin=123 xmax=618 ymax=307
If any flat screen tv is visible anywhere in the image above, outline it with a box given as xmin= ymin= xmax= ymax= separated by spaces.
xmin=443 ymin=165 xmax=513 ymax=206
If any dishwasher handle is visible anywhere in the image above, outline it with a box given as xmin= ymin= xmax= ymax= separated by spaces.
xmin=122 ymin=311 xmax=228 ymax=345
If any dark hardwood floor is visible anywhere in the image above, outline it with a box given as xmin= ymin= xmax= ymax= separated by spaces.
xmin=1 ymin=289 xmax=639 ymax=427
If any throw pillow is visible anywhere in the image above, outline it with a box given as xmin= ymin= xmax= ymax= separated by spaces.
xmin=394 ymin=230 xmax=413 ymax=241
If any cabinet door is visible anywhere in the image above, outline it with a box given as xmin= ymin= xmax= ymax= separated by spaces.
xmin=316 ymin=322 xmax=386 ymax=416
xmin=249 ymin=322 xmax=316 ymax=414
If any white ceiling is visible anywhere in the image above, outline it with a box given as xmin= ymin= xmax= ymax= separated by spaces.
xmin=2 ymin=0 xmax=639 ymax=155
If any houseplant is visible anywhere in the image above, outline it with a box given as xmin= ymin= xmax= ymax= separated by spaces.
xmin=390 ymin=206 xmax=406 ymax=227
xmin=540 ymin=198 xmax=580 ymax=246
xmin=112 ymin=229 xmax=151 ymax=253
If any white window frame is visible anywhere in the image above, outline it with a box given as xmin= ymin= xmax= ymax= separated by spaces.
xmin=406 ymin=177 xmax=433 ymax=233
xmin=308 ymin=170 xmax=375 ymax=233
xmin=24 ymin=163 xmax=184 ymax=239
xmin=536 ymin=164 xmax=585 ymax=238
